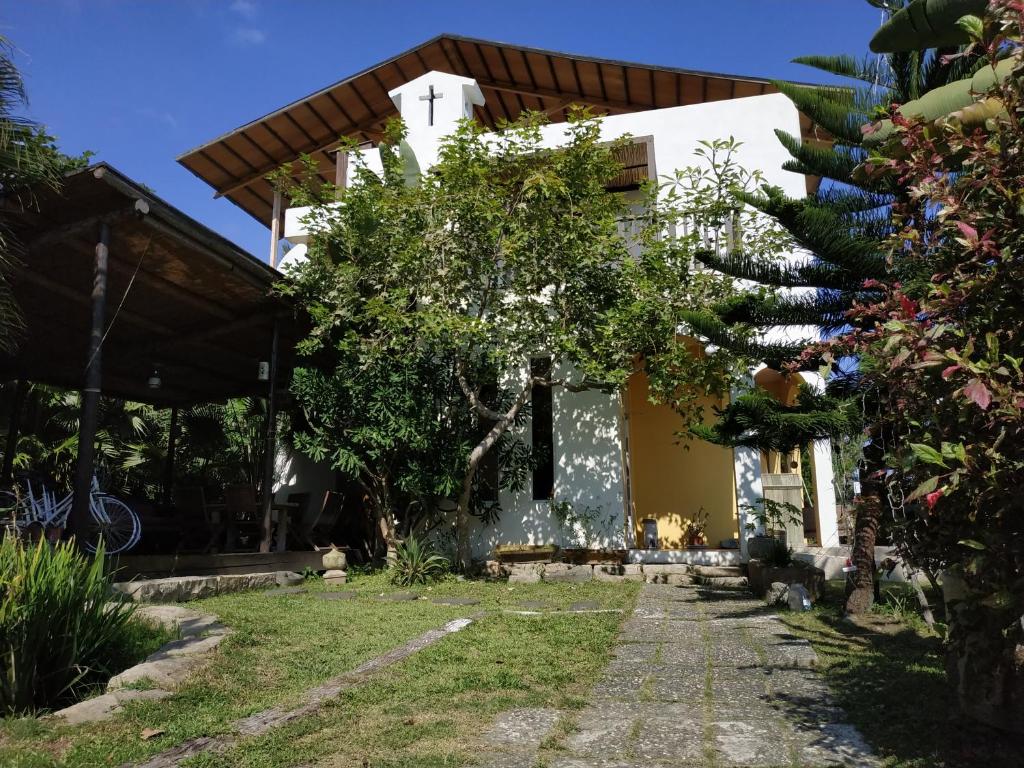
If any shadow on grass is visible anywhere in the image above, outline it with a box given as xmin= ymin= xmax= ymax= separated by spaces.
xmin=784 ymin=601 xmax=1021 ymax=768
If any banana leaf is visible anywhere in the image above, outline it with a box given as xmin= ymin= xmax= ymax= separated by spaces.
xmin=869 ymin=0 xmax=988 ymax=53
xmin=864 ymin=59 xmax=1015 ymax=145
xmin=950 ymin=96 xmax=1007 ymax=127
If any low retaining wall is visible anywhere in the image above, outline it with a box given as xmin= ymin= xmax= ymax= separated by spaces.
xmin=792 ymin=545 xmax=928 ymax=584
xmin=748 ymin=560 xmax=826 ymax=600
xmin=113 ymin=571 xmax=300 ymax=603
xmin=112 ymin=550 xmax=324 ymax=580
xmin=626 ymin=548 xmax=742 ymax=566
xmin=505 ymin=561 xmax=745 ymax=587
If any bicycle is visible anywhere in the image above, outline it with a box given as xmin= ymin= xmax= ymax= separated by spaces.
xmin=0 ymin=473 xmax=141 ymax=554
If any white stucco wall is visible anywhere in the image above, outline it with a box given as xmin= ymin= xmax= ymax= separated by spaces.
xmin=273 ymin=449 xmax=336 ymax=535
xmin=534 ymin=92 xmax=806 ymax=199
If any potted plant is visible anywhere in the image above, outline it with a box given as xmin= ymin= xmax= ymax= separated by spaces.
xmin=683 ymin=507 xmax=709 ymax=547
xmin=741 ymin=497 xmax=803 ymax=559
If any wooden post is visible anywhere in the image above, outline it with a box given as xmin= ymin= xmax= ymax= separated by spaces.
xmin=70 ymin=221 xmax=110 ymax=546
xmin=161 ymin=406 xmax=179 ymax=507
xmin=258 ymin=318 xmax=280 ymax=553
xmin=1 ymin=379 xmax=29 ymax=485
xmin=269 ymin=189 xmax=283 ymax=268
xmin=335 ymin=150 xmax=348 ymax=197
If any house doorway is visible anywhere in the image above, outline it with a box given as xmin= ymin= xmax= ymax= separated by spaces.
xmin=624 ymin=368 xmax=738 ymax=549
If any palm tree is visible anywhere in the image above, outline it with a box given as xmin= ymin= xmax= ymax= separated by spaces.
xmin=0 ymin=36 xmax=77 ymax=354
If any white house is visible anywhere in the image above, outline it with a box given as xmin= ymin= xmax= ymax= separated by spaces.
xmin=179 ymin=35 xmax=840 ymax=564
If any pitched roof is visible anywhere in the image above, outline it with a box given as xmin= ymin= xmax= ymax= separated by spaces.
xmin=179 ymin=34 xmax=819 ymax=226
xmin=1 ymin=163 xmax=295 ymax=405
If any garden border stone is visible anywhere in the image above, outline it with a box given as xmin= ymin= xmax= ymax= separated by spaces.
xmin=112 ymin=572 xmax=289 ymax=603
xmin=51 ymin=605 xmax=229 ymax=725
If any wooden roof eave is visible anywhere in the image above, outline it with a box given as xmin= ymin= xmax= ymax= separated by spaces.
xmin=179 ymin=34 xmax=826 ymax=226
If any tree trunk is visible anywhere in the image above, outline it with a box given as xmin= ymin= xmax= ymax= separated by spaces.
xmin=454 ymin=384 xmax=533 ymax=571
xmin=455 ymin=463 xmax=477 ymax=572
xmin=844 ymin=476 xmax=882 ymax=615
xmin=362 ymin=476 xmax=394 ymax=564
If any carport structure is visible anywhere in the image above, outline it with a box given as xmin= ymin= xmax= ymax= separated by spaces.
xmin=0 ymin=163 xmax=296 ymax=553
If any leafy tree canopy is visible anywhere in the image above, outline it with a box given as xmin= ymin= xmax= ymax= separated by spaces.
xmin=279 ymin=113 xmax=787 ymax=565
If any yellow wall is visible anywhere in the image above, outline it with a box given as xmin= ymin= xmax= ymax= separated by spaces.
xmin=755 ymin=369 xmax=802 ymax=476
xmin=626 ymin=370 xmax=738 ymax=548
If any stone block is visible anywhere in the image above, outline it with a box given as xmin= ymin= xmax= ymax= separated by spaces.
xmin=697 ymin=576 xmax=748 ymax=589
xmin=113 ymin=572 xmax=279 ymax=603
xmin=323 ymin=569 xmax=347 ymax=585
xmin=691 ymin=565 xmax=745 ymax=578
xmin=147 ymin=633 xmax=226 ymax=661
xmin=483 ymin=560 xmax=511 ymax=579
xmin=594 ymin=564 xmax=642 ymax=582
xmin=276 ymin=571 xmax=304 ymax=587
xmin=643 ymin=564 xmax=696 ymax=585
xmin=483 ymin=707 xmax=561 ymax=747
xmin=765 ymin=581 xmax=789 ymax=606
xmin=508 ymin=563 xmax=543 ymax=584
xmin=642 ymin=563 xmax=690 ymax=577
xmin=749 ymin=564 xmax=825 ymax=599
xmin=107 ymin=655 xmax=203 ymax=691
xmin=52 ymin=689 xmax=172 ymax=725
xmin=542 ymin=563 xmax=593 ymax=583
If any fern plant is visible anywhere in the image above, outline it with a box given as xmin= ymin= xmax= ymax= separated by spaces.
xmin=389 ymin=535 xmax=449 ymax=587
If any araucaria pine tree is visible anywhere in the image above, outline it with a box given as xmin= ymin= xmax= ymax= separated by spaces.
xmin=685 ymin=0 xmax=984 ymax=613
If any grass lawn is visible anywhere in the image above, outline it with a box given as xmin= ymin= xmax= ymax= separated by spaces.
xmin=781 ymin=582 xmax=1021 ymax=768
xmin=0 ymin=572 xmax=639 ymax=768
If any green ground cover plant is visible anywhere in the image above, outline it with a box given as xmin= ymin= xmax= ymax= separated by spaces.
xmin=783 ymin=582 xmax=1020 ymax=767
xmin=0 ymin=539 xmax=168 ymax=715
xmin=0 ymin=573 xmax=638 ymax=767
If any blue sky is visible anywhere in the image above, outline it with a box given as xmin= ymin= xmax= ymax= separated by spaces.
xmin=5 ymin=1 xmax=879 ymax=260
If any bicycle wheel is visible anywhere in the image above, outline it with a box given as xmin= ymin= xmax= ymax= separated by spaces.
xmin=85 ymin=495 xmax=141 ymax=554
xmin=0 ymin=489 xmax=21 ymax=532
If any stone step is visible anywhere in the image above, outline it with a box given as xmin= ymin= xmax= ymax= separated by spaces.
xmin=644 ymin=573 xmax=697 ymax=586
xmin=694 ymin=575 xmax=749 ymax=589
xmin=691 ymin=565 xmax=745 ymax=578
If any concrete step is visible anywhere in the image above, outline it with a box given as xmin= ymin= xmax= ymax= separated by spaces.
xmin=691 ymin=565 xmax=745 ymax=578
xmin=695 ymin=575 xmax=749 ymax=589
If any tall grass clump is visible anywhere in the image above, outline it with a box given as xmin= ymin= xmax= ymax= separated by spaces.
xmin=0 ymin=537 xmax=147 ymax=714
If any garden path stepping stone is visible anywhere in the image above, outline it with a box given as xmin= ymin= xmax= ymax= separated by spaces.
xmin=264 ymin=587 xmax=307 ymax=596
xmin=516 ymin=583 xmax=880 ymax=768
xmin=317 ymin=591 xmax=357 ymax=601
xmin=431 ymin=597 xmax=481 ymax=606
xmin=377 ymin=591 xmax=420 ymax=601
xmin=568 ymin=601 xmax=602 ymax=612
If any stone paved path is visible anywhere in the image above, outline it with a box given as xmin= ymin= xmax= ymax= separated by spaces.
xmin=483 ymin=583 xmax=878 ymax=767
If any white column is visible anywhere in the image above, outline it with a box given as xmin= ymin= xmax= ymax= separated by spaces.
xmin=732 ymin=366 xmax=765 ymax=561
xmin=734 ymin=445 xmax=764 ymax=560
xmin=799 ymin=371 xmax=840 ymax=548
xmin=809 ymin=438 xmax=840 ymax=548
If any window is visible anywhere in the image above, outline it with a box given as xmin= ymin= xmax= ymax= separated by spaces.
xmin=531 ymin=357 xmax=554 ymax=501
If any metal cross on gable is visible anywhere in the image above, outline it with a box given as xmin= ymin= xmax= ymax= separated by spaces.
xmin=419 ymin=84 xmax=444 ymax=126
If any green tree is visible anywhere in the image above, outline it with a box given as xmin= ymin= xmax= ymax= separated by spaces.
xmin=283 ymin=114 xmax=773 ymax=568
xmin=838 ymin=0 xmax=1024 ymax=732
xmin=0 ymin=37 xmax=89 ymax=354
xmin=682 ymin=0 xmax=985 ymax=613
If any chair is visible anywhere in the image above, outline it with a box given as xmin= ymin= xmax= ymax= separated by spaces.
xmin=172 ymin=486 xmax=224 ymax=553
xmin=283 ymin=492 xmax=311 ymax=549
xmin=302 ymin=490 xmax=344 ymax=548
xmin=223 ymin=484 xmax=265 ymax=552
